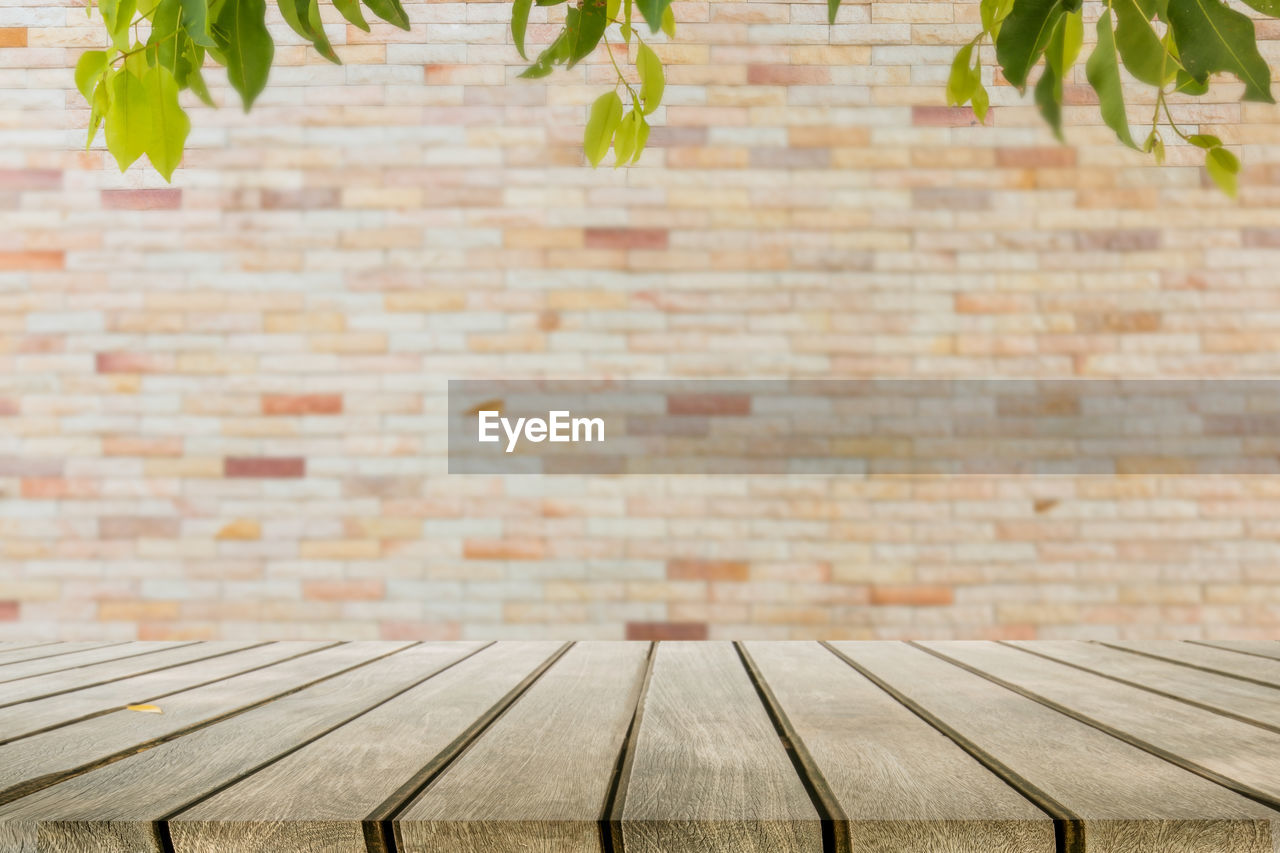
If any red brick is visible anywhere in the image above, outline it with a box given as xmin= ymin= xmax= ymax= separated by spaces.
xmin=0 ymin=169 xmax=61 ymax=190
xmin=0 ymin=601 xmax=18 ymax=621
xmin=0 ymin=398 xmax=17 ymax=416
xmin=626 ymin=621 xmax=709 ymax=640
xmin=584 ymin=228 xmax=670 ymax=251
xmin=1077 ymin=230 xmax=1160 ymax=252
xmin=668 ymin=559 xmax=750 ymax=582
xmin=912 ymin=106 xmax=990 ymax=127
xmin=303 ymin=580 xmax=384 ymax=601
xmin=667 ymin=394 xmax=751 ymax=416
xmin=0 ymin=252 xmax=63 ymax=271
xmin=96 ymin=352 xmax=169 ymax=374
xmin=464 ymin=539 xmax=546 ymax=560
xmin=870 ymin=585 xmax=955 ymax=606
xmin=747 ymin=65 xmax=830 ymax=85
xmin=224 ymin=457 xmax=306 ymax=478
xmin=262 ymin=394 xmax=344 ymax=415
xmin=101 ymin=189 xmax=183 ymax=210
xmin=100 ymin=516 xmax=181 ymax=539
xmin=0 ymin=29 xmax=25 ymax=48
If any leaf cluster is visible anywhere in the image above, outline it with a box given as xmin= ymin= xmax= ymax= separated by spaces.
xmin=69 ymin=0 xmax=1280 ymax=193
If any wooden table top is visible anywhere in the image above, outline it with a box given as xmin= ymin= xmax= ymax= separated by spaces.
xmin=0 ymin=639 xmax=1278 ymax=852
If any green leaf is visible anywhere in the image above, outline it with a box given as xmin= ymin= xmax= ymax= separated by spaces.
xmin=827 ymin=0 xmax=840 ymax=24
xmin=1112 ymin=0 xmax=1169 ymax=86
xmin=215 ymin=0 xmax=274 ymax=111
xmin=299 ymin=0 xmax=341 ymax=63
xmin=512 ymin=0 xmax=532 ymax=59
xmin=100 ymin=0 xmax=137 ymax=49
xmin=1034 ymin=15 xmax=1067 ymax=140
xmin=1085 ymin=11 xmax=1138 ymax=149
xmin=1144 ymin=129 xmax=1165 ymax=164
xmin=946 ymin=43 xmax=979 ymax=106
xmin=636 ymin=0 xmax=671 ymax=32
xmin=584 ymin=90 xmax=623 ymax=166
xmin=566 ymin=0 xmax=609 ymax=66
xmin=632 ymin=111 xmax=650 ymax=162
xmin=149 ymin=0 xmax=190 ymax=72
xmin=971 ymin=82 xmax=990 ymax=121
xmin=607 ymin=0 xmax=620 ymax=21
xmin=1035 ymin=62 xmax=1063 ymax=141
xmin=637 ymin=42 xmax=665 ymax=114
xmin=613 ymin=109 xmax=638 ymax=165
xmin=1238 ymin=0 xmax=1280 ymax=17
xmin=362 ymin=0 xmax=411 ymax=29
xmin=520 ymin=31 xmax=567 ymax=78
xmin=1046 ymin=9 xmax=1082 ymax=75
xmin=143 ymin=63 xmax=190 ymax=181
xmin=1188 ymin=133 xmax=1222 ymax=149
xmin=981 ymin=0 xmax=1015 ymax=36
xmin=1206 ymin=146 xmax=1240 ymax=197
xmin=995 ymin=0 xmax=1064 ymax=90
xmin=75 ymin=50 xmax=109 ymax=102
xmin=105 ymin=59 xmax=149 ymax=171
xmin=660 ymin=5 xmax=675 ymax=36
xmin=1165 ymin=0 xmax=1274 ymax=103
xmin=180 ymin=0 xmax=216 ymax=46
xmin=333 ymin=0 xmax=371 ymax=31
xmin=89 ymin=80 xmax=111 ymax=148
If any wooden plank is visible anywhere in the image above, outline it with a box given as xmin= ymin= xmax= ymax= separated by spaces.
xmin=0 ymin=643 xmax=329 ymax=745
xmin=392 ymin=641 xmax=650 ymax=853
xmin=0 ymin=642 xmax=172 ymax=682
xmin=0 ymin=641 xmax=359 ymax=802
xmin=830 ymin=642 xmax=1279 ymax=853
xmin=0 ymin=641 xmax=259 ymax=707
xmin=1197 ymin=641 xmax=1280 ymax=663
xmin=743 ymin=641 xmax=1054 ymax=853
xmin=617 ymin=642 xmax=822 ymax=853
xmin=1103 ymin=640 xmax=1280 ymax=689
xmin=921 ymin=642 xmax=1280 ymax=810
xmin=0 ymin=642 xmax=474 ymax=853
xmin=1007 ymin=640 xmax=1280 ymax=732
xmin=167 ymin=641 xmax=567 ymax=853
xmin=0 ymin=643 xmax=69 ymax=666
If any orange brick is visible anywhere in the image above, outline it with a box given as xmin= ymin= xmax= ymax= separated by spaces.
xmin=262 ymin=394 xmax=343 ymax=415
xmin=303 ymin=580 xmax=385 ymax=600
xmin=625 ymin=621 xmax=709 ymax=640
xmin=0 ymin=251 xmax=62 ymax=271
xmin=216 ymin=519 xmax=261 ymax=541
xmin=464 ymin=539 xmax=546 ymax=560
xmin=870 ymin=586 xmax=955 ymax=607
xmin=668 ymin=559 xmax=750 ymax=582
xmin=0 ymin=29 xmax=25 ymax=48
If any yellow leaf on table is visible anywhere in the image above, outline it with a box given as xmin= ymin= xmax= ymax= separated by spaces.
xmin=126 ymin=704 xmax=162 ymax=714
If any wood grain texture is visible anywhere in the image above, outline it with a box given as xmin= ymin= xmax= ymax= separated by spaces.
xmin=831 ymin=642 xmax=1279 ymax=853
xmin=1008 ymin=641 xmax=1280 ymax=732
xmin=619 ymin=642 xmax=823 ymax=853
xmin=0 ymin=642 xmax=330 ymax=746
xmin=1104 ymin=641 xmax=1280 ymax=687
xmin=0 ymin=641 xmax=438 ymax=853
xmin=0 ymin=642 xmax=255 ymax=707
xmin=1196 ymin=641 xmax=1280 ymax=663
xmin=919 ymin=643 xmax=1280 ymax=828
xmin=0 ymin=642 xmax=191 ymax=684
xmin=0 ymin=641 xmax=354 ymax=802
xmin=395 ymin=641 xmax=650 ymax=853
xmin=744 ymin=641 xmax=1054 ymax=853
xmin=168 ymin=641 xmax=562 ymax=853
xmin=0 ymin=643 xmax=107 ymax=667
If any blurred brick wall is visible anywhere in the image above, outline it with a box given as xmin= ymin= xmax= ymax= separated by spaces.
xmin=2 ymin=0 xmax=1280 ymax=641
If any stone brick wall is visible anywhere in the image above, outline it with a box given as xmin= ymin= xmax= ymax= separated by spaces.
xmin=2 ymin=0 xmax=1280 ymax=640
